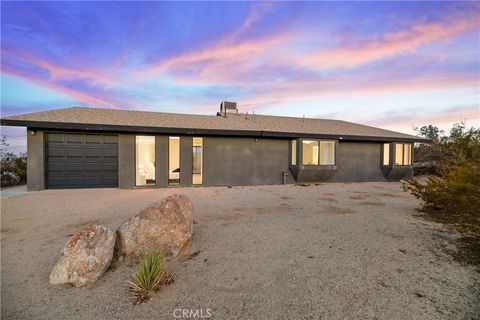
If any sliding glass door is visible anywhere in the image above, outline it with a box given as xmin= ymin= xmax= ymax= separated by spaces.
xmin=135 ymin=136 xmax=156 ymax=186
xmin=192 ymin=137 xmax=203 ymax=185
xmin=169 ymin=136 xmax=180 ymax=185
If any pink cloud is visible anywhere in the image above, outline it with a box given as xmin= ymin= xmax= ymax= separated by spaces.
xmin=134 ymin=2 xmax=292 ymax=83
xmin=365 ymin=104 xmax=480 ymax=132
xmin=2 ymin=49 xmax=118 ymax=87
xmin=2 ymin=64 xmax=135 ymax=110
xmin=299 ymin=14 xmax=479 ymax=70
xmin=138 ymin=9 xmax=479 ymax=88
xmin=217 ymin=72 xmax=478 ymax=116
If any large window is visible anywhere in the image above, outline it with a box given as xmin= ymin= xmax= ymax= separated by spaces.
xmin=192 ymin=137 xmax=203 ymax=185
xmin=383 ymin=143 xmax=390 ymax=166
xmin=302 ymin=140 xmax=335 ymax=166
xmin=169 ymin=136 xmax=180 ymax=185
xmin=395 ymin=143 xmax=412 ymax=165
xmin=291 ymin=140 xmax=297 ymax=166
xmin=302 ymin=140 xmax=319 ymax=165
xmin=319 ymin=141 xmax=335 ymax=165
xmin=136 ymin=136 xmax=156 ymax=186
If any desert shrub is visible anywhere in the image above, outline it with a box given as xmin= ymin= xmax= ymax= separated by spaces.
xmin=1 ymin=136 xmax=27 ymax=187
xmin=404 ymin=123 xmax=480 ymax=233
xmin=128 ymin=251 xmax=174 ymax=304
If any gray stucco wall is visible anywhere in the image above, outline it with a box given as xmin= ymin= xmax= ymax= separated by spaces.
xmin=329 ymin=142 xmax=387 ymax=182
xmin=118 ymin=134 xmax=135 ymax=188
xmin=27 ymin=129 xmax=45 ymax=191
xmin=156 ymin=136 xmax=169 ymax=187
xmin=292 ymin=141 xmax=388 ymax=183
xmin=203 ymin=137 xmax=294 ymax=186
xmin=180 ymin=137 xmax=193 ymax=186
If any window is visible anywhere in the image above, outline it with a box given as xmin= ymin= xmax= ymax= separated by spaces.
xmin=302 ymin=140 xmax=319 ymax=165
xmin=302 ymin=139 xmax=336 ymax=166
xmin=383 ymin=143 xmax=390 ymax=166
xmin=395 ymin=143 xmax=412 ymax=165
xmin=319 ymin=141 xmax=335 ymax=165
xmin=169 ymin=136 xmax=180 ymax=185
xmin=291 ymin=140 xmax=297 ymax=166
xmin=135 ymin=136 xmax=155 ymax=186
xmin=192 ymin=137 xmax=203 ymax=185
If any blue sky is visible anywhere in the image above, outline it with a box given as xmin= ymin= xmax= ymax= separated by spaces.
xmin=1 ymin=1 xmax=479 ymax=151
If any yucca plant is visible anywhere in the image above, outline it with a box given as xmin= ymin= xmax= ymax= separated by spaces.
xmin=128 ymin=250 xmax=174 ymax=304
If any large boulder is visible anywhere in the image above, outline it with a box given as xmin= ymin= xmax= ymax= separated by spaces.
xmin=115 ymin=194 xmax=193 ymax=261
xmin=50 ymin=225 xmax=115 ymax=287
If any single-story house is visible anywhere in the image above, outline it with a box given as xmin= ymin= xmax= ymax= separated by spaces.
xmin=0 ymin=102 xmax=427 ymax=190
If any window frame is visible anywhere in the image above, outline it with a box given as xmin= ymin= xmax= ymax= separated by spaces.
xmin=394 ymin=143 xmax=412 ymax=166
xmin=301 ymin=139 xmax=336 ymax=166
xmin=135 ymin=135 xmax=156 ymax=187
xmin=192 ymin=137 xmax=204 ymax=185
xmin=382 ymin=143 xmax=390 ymax=166
xmin=302 ymin=140 xmax=319 ymax=166
xmin=168 ymin=136 xmax=181 ymax=186
xmin=291 ymin=139 xmax=297 ymax=166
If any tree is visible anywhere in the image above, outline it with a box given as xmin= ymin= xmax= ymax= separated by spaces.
xmin=0 ymin=135 xmax=27 ymax=186
xmin=415 ymin=124 xmax=443 ymax=141
xmin=404 ymin=123 xmax=480 ymax=233
xmin=413 ymin=125 xmax=443 ymax=174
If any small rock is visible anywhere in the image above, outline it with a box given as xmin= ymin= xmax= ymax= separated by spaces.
xmin=115 ymin=194 xmax=193 ymax=261
xmin=50 ymin=225 xmax=115 ymax=287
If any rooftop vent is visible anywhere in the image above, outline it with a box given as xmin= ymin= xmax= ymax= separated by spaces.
xmin=217 ymin=101 xmax=238 ymax=117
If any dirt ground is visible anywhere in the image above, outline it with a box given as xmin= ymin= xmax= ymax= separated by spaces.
xmin=1 ymin=182 xmax=479 ymax=320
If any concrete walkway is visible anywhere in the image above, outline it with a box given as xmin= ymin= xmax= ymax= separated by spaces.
xmin=0 ymin=184 xmax=28 ymax=199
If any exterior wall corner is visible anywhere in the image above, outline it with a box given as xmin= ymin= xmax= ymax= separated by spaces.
xmin=26 ymin=129 xmax=45 ymax=191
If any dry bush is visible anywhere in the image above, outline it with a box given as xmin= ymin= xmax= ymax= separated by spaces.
xmin=405 ymin=123 xmax=480 ymax=234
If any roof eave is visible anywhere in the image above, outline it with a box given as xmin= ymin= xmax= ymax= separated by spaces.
xmin=0 ymin=119 xmax=427 ymax=143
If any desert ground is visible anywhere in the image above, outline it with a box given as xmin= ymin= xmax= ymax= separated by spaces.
xmin=1 ymin=182 xmax=479 ymax=320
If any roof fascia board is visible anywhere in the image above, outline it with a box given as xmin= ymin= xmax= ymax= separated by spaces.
xmin=0 ymin=119 xmax=428 ymax=142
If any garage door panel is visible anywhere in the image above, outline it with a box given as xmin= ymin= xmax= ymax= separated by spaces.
xmin=66 ymin=134 xmax=83 ymax=143
xmin=103 ymin=176 xmax=118 ymax=185
xmin=47 ymin=157 xmax=65 ymax=163
xmin=48 ymin=147 xmax=65 ymax=157
xmin=67 ymin=176 xmax=83 ymax=185
xmin=86 ymin=135 xmax=101 ymax=144
xmin=85 ymin=149 xmax=102 ymax=157
xmin=104 ymin=136 xmax=118 ymax=144
xmin=103 ymin=162 xmax=118 ymax=171
xmin=47 ymin=176 xmax=66 ymax=186
xmin=85 ymin=176 xmax=101 ymax=185
xmin=85 ymin=163 xmax=102 ymax=171
xmin=47 ymin=133 xmax=65 ymax=143
xmin=66 ymin=149 xmax=83 ymax=157
xmin=47 ymin=162 xmax=65 ymax=171
xmin=46 ymin=133 xmax=118 ymax=189
xmin=103 ymin=148 xmax=118 ymax=158
xmin=67 ymin=163 xmax=83 ymax=171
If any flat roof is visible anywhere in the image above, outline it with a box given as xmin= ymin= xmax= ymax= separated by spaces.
xmin=0 ymin=107 xmax=426 ymax=142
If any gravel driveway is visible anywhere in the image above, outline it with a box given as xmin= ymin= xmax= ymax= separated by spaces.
xmin=1 ymin=182 xmax=479 ymax=319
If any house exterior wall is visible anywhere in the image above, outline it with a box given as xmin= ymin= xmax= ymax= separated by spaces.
xmin=329 ymin=142 xmax=387 ymax=182
xmin=26 ymin=129 xmax=45 ymax=191
xmin=155 ymin=136 xmax=169 ymax=187
xmin=118 ymin=134 xmax=135 ymax=188
xmin=118 ymin=135 xmax=292 ymax=187
xmin=25 ymin=130 xmax=414 ymax=190
xmin=180 ymin=137 xmax=193 ymax=186
xmin=203 ymin=137 xmax=294 ymax=186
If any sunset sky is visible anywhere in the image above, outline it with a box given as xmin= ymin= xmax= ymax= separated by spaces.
xmin=1 ymin=1 xmax=479 ymax=152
